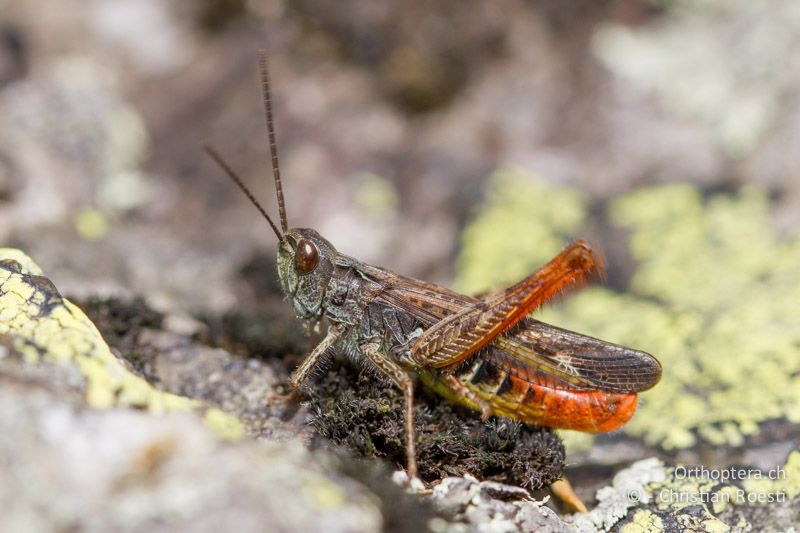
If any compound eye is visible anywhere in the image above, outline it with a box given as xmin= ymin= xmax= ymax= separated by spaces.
xmin=294 ymin=239 xmax=319 ymax=274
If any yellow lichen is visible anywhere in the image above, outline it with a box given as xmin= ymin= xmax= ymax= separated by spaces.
xmin=203 ymin=407 xmax=245 ymax=441
xmin=354 ymin=173 xmax=399 ymax=217
xmin=455 ymin=171 xmax=800 ymax=449
xmin=744 ymin=450 xmax=800 ymax=500
xmin=74 ymin=206 xmax=110 ymax=241
xmin=620 ymin=510 xmax=663 ymax=533
xmin=0 ymin=248 xmax=44 ymax=275
xmin=456 ymin=167 xmax=586 ymax=294
xmin=302 ymin=481 xmax=348 ymax=511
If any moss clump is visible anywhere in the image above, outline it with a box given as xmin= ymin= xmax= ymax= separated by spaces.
xmin=456 ymin=170 xmax=800 ymax=450
xmin=79 ymin=296 xmax=164 ymax=345
xmin=198 ymin=310 xmax=306 ymax=363
xmin=78 ymin=296 xmax=163 ymax=377
xmin=308 ymin=364 xmax=565 ymax=490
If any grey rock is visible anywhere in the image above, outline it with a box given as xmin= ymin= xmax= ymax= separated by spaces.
xmin=0 ymin=368 xmax=383 ymax=533
xmin=429 ymin=475 xmax=571 ymax=532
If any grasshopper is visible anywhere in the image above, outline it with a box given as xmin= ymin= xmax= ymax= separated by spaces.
xmin=204 ymin=51 xmax=662 ymax=479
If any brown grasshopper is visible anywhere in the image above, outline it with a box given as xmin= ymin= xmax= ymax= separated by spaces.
xmin=204 ymin=51 xmax=662 ymax=479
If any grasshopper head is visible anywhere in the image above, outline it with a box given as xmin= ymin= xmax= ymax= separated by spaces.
xmin=277 ymin=228 xmax=337 ymax=319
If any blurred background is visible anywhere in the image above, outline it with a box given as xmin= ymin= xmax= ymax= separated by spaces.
xmin=1 ymin=0 xmax=800 ymax=478
xmin=2 ymin=0 xmax=799 ymax=310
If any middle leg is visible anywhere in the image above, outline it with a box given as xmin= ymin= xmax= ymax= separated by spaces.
xmin=360 ymin=342 xmax=419 ymax=480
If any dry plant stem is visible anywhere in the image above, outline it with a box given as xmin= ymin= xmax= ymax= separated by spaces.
xmin=550 ymin=478 xmax=588 ymax=514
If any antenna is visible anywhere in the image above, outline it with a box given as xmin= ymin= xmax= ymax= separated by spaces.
xmin=258 ymin=49 xmax=288 ymax=233
xmin=202 ymin=144 xmax=284 ymax=242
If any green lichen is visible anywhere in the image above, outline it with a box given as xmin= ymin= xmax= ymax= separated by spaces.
xmin=74 ymin=206 xmax=110 ymax=241
xmin=354 ymin=173 xmax=399 ymax=217
xmin=0 ymin=248 xmax=243 ymax=439
xmin=620 ymin=510 xmax=663 ymax=533
xmin=302 ymin=481 xmax=348 ymax=511
xmin=455 ymin=170 xmax=800 ymax=450
xmin=203 ymin=407 xmax=246 ymax=441
xmin=456 ymin=167 xmax=586 ymax=293
xmin=744 ymin=450 xmax=800 ymax=500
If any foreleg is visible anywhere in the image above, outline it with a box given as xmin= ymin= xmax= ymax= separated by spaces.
xmin=289 ymin=324 xmax=344 ymax=388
